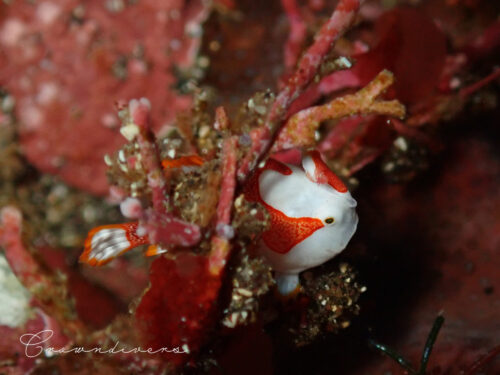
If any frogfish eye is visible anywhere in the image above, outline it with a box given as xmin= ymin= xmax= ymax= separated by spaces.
xmin=324 ymin=217 xmax=335 ymax=224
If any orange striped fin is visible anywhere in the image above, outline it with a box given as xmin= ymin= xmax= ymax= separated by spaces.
xmin=79 ymin=222 xmax=149 ymax=266
xmin=161 ymin=155 xmax=204 ymax=169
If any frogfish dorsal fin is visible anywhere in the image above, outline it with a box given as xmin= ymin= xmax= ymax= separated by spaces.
xmin=302 ymin=150 xmax=347 ymax=193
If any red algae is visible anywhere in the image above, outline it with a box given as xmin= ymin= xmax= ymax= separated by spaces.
xmin=0 ymin=1 xmax=210 ymax=195
xmin=136 ymin=255 xmax=221 ymax=366
xmin=351 ymin=8 xmax=448 ymax=105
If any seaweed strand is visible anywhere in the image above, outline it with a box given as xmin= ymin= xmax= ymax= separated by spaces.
xmin=368 ymin=315 xmax=445 ymax=375
xmin=419 ymin=315 xmax=445 ymax=374
xmin=367 ymin=338 xmax=418 ymax=375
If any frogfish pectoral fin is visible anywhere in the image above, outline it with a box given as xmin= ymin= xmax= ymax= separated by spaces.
xmin=79 ymin=222 xmax=149 ymax=266
xmin=262 ymin=205 xmax=324 ymax=254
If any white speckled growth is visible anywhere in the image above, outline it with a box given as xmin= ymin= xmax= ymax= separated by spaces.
xmin=0 ymin=254 xmax=31 ymax=327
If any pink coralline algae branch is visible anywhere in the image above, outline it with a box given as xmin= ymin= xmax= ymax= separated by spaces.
xmin=281 ymin=0 xmax=307 ymax=74
xmin=123 ymin=99 xmax=201 ymax=248
xmin=209 ymin=133 xmax=238 ymax=275
xmin=274 ymin=70 xmax=406 ymax=151
xmin=237 ymin=0 xmax=362 ymax=180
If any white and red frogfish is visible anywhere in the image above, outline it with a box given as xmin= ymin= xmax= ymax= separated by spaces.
xmin=80 ymin=151 xmax=357 ymax=297
xmin=244 ymin=150 xmax=358 ymax=296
